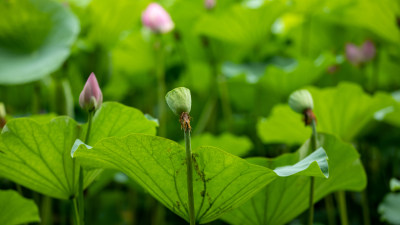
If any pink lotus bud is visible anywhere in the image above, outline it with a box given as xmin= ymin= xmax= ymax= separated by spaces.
xmin=142 ymin=3 xmax=174 ymax=34
xmin=345 ymin=43 xmax=364 ymax=66
xmin=79 ymin=72 xmax=103 ymax=112
xmin=205 ymin=0 xmax=216 ymax=10
xmin=361 ymin=40 xmax=376 ymax=61
xmin=346 ymin=40 xmax=376 ymax=66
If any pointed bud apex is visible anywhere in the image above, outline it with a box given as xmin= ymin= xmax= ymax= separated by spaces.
xmin=142 ymin=3 xmax=174 ymax=34
xmin=79 ymin=72 xmax=103 ymax=112
xmin=205 ymin=0 xmax=216 ymax=10
xmin=288 ymin=89 xmax=314 ymax=114
xmin=165 ymin=87 xmax=191 ymax=116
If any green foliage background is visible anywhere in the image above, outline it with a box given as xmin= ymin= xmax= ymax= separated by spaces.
xmin=0 ymin=0 xmax=399 ymax=224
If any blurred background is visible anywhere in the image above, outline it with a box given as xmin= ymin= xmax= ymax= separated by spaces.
xmin=0 ymin=0 xmax=399 ymax=224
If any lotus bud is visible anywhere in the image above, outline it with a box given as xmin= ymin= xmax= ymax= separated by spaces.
xmin=205 ymin=0 xmax=216 ymax=10
xmin=346 ymin=40 xmax=376 ymax=66
xmin=142 ymin=3 xmax=174 ymax=34
xmin=345 ymin=43 xmax=364 ymax=66
xmin=79 ymin=72 xmax=103 ymax=112
xmin=0 ymin=103 xmax=6 ymax=128
xmin=289 ymin=89 xmax=314 ymax=114
xmin=361 ymin=40 xmax=376 ymax=61
xmin=165 ymin=87 xmax=191 ymax=116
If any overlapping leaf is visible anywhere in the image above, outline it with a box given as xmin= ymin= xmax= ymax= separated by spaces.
xmin=0 ymin=0 xmax=79 ymax=84
xmin=72 ymin=133 xmax=329 ymax=223
xmin=222 ymin=134 xmax=366 ymax=225
xmin=258 ymin=82 xmax=395 ymax=145
xmin=0 ymin=102 xmax=156 ymax=199
xmin=0 ymin=190 xmax=40 ymax=225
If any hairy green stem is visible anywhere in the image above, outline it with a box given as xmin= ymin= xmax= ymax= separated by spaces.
xmin=308 ymin=118 xmax=318 ymax=225
xmin=184 ymin=127 xmax=195 ymax=225
xmin=336 ymin=191 xmax=349 ymax=225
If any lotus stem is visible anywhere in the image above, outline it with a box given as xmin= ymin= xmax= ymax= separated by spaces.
xmin=183 ymin=112 xmax=195 ymax=225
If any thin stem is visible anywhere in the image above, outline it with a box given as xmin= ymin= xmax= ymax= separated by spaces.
xmin=41 ymin=195 xmax=52 ymax=225
xmin=308 ymin=118 xmax=318 ymax=225
xmin=77 ymin=111 xmax=94 ymax=225
xmin=361 ymin=189 xmax=371 ymax=225
xmin=324 ymin=194 xmax=337 ymax=225
xmin=196 ymin=36 xmax=233 ymax=134
xmin=184 ymin=126 xmax=195 ymax=225
xmin=308 ymin=177 xmax=315 ymax=225
xmin=84 ymin=112 xmax=94 ymax=144
xmin=336 ymin=191 xmax=349 ymax=225
xmin=72 ymin=198 xmax=80 ymax=225
xmin=155 ymin=37 xmax=167 ymax=137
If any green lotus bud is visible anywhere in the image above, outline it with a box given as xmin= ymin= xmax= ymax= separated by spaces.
xmin=0 ymin=102 xmax=6 ymax=128
xmin=0 ymin=103 xmax=5 ymax=119
xmin=165 ymin=87 xmax=191 ymax=116
xmin=288 ymin=89 xmax=314 ymax=114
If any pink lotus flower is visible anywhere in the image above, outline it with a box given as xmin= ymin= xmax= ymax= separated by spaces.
xmin=142 ymin=3 xmax=174 ymax=34
xmin=205 ymin=0 xmax=216 ymax=10
xmin=346 ymin=40 xmax=376 ymax=66
xmin=79 ymin=72 xmax=103 ymax=111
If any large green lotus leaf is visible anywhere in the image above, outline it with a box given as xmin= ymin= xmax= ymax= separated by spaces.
xmin=319 ymin=0 xmax=400 ymax=44
xmin=222 ymin=133 xmax=366 ymax=225
xmin=0 ymin=0 xmax=79 ymax=85
xmin=195 ymin=1 xmax=287 ymax=47
xmin=187 ymin=132 xmax=253 ymax=157
xmin=72 ymin=133 xmax=329 ymax=223
xmin=0 ymin=102 xmax=156 ymax=199
xmin=258 ymin=82 xmax=395 ymax=145
xmin=0 ymin=190 xmax=40 ymax=225
xmin=378 ymin=193 xmax=400 ymax=224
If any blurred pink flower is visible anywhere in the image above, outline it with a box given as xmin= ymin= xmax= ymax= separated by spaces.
xmin=361 ymin=40 xmax=376 ymax=61
xmin=205 ymin=0 xmax=216 ymax=10
xmin=142 ymin=3 xmax=174 ymax=34
xmin=79 ymin=72 xmax=103 ymax=111
xmin=345 ymin=40 xmax=376 ymax=66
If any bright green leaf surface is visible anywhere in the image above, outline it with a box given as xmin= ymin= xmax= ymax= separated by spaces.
xmin=73 ymin=133 xmax=331 ymax=223
xmin=188 ymin=132 xmax=253 ymax=157
xmin=222 ymin=133 xmax=366 ymax=225
xmin=0 ymin=102 xmax=156 ymax=199
xmin=73 ymin=134 xmax=275 ymax=223
xmin=258 ymin=82 xmax=395 ymax=145
xmin=378 ymin=193 xmax=400 ymax=224
xmin=0 ymin=0 xmax=79 ymax=84
xmin=0 ymin=190 xmax=40 ymax=225
xmin=257 ymin=104 xmax=311 ymax=145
